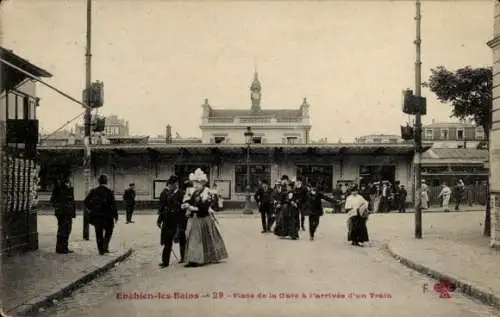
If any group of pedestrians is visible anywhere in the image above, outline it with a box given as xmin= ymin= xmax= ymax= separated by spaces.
xmin=50 ymin=174 xmax=119 ymax=255
xmin=328 ymin=181 xmax=408 ymax=214
xmin=254 ymin=175 xmax=370 ymax=246
xmin=434 ymin=179 xmax=466 ymax=212
xmin=358 ymin=181 xmax=408 ymax=213
xmin=254 ymin=176 xmax=326 ymax=241
xmin=157 ymin=168 xmax=228 ymax=268
xmin=50 ymin=169 xmax=229 ymax=269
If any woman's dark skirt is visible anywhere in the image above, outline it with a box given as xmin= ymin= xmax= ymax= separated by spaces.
xmin=347 ymin=215 xmax=369 ymax=243
xmin=184 ymin=215 xmax=228 ymax=265
xmin=274 ymin=205 xmax=298 ymax=238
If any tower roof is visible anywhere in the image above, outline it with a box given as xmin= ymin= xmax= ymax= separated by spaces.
xmin=250 ymin=72 xmax=261 ymax=90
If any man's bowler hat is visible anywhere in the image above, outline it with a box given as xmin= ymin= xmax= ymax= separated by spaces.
xmin=167 ymin=175 xmax=180 ymax=184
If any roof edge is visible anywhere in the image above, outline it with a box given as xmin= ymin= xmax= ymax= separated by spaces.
xmin=0 ymin=46 xmax=53 ymax=78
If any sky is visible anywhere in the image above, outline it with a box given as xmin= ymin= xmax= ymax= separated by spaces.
xmin=0 ymin=0 xmax=495 ymax=142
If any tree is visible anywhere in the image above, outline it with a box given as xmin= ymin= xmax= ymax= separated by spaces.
xmin=424 ymin=66 xmax=492 ymax=236
xmin=424 ymin=66 xmax=492 ymax=138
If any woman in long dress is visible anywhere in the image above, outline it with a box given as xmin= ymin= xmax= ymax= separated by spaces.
xmin=345 ymin=186 xmax=370 ymax=247
xmin=438 ymin=183 xmax=452 ymax=212
xmin=372 ymin=183 xmax=381 ymax=213
xmin=273 ymin=176 xmax=300 ymax=240
xmin=421 ymin=180 xmax=429 ymax=209
xmin=182 ymin=169 xmax=228 ymax=267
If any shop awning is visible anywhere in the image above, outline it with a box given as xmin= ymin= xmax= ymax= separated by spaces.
xmin=38 ymin=142 xmax=431 ymax=156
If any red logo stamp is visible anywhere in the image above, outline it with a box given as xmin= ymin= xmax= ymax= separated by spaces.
xmin=432 ymin=280 xmax=456 ymax=298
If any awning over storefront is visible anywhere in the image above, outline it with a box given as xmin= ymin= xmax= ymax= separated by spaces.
xmin=38 ymin=142 xmax=431 ymax=156
xmin=1 ymin=47 xmax=52 ymax=92
xmin=419 ymin=148 xmax=488 ymax=165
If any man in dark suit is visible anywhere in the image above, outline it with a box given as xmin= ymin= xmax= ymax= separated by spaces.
xmin=332 ymin=184 xmax=343 ymax=213
xmin=398 ymin=185 xmax=408 ymax=213
xmin=84 ymin=175 xmax=118 ymax=255
xmin=304 ymin=182 xmax=334 ymax=241
xmin=294 ymin=179 xmax=308 ymax=231
xmin=123 ymin=183 xmax=136 ymax=223
xmin=254 ymin=180 xmax=274 ymax=233
xmin=50 ymin=177 xmax=76 ymax=254
xmin=157 ymin=175 xmax=186 ymax=268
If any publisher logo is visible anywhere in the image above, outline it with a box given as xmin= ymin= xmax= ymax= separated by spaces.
xmin=423 ymin=280 xmax=456 ymax=298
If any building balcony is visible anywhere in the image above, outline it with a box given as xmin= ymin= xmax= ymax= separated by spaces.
xmin=203 ymin=116 xmax=308 ymax=126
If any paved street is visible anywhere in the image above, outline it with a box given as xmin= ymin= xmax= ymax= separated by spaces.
xmin=36 ymin=212 xmax=498 ymax=317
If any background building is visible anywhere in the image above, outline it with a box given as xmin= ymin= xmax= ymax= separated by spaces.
xmin=353 ymin=120 xmax=489 ymax=208
xmin=422 ymin=119 xmax=485 ymax=149
xmin=40 ymin=114 xmax=147 ymax=147
xmin=355 ymin=134 xmax=405 ymax=144
xmin=199 ymin=72 xmax=311 ymax=144
xmin=148 ymin=124 xmax=202 ymax=144
xmin=39 ymin=129 xmax=78 ymax=146
xmin=75 ymin=114 xmax=130 ymax=137
xmin=420 ymin=148 xmax=488 ymax=205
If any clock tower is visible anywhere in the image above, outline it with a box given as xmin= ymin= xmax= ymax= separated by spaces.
xmin=250 ymin=71 xmax=262 ymax=111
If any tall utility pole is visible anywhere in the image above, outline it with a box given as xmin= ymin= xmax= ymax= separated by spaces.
xmin=414 ymin=0 xmax=423 ymax=239
xmin=83 ymin=0 xmax=93 ymax=240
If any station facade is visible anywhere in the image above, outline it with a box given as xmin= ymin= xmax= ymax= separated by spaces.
xmin=37 ymin=143 xmax=418 ymax=209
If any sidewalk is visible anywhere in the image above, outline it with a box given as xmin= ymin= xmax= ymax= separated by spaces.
xmin=1 ymin=225 xmax=132 ymax=316
xmin=405 ymin=204 xmax=484 ymax=213
xmin=386 ymin=232 xmax=500 ymax=309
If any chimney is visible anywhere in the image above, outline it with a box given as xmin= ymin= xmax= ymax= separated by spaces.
xmin=166 ymin=125 xmax=172 ymax=144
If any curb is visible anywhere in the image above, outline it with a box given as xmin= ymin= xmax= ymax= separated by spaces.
xmin=383 ymin=244 xmax=500 ymax=310
xmin=9 ymin=248 xmax=134 ymax=316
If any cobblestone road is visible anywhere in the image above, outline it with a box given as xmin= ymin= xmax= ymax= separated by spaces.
xmin=36 ymin=212 xmax=498 ymax=317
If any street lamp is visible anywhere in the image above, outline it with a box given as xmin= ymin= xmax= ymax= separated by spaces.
xmin=243 ymin=126 xmax=254 ymax=214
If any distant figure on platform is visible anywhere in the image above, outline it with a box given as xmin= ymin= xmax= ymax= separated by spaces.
xmin=84 ymin=175 xmax=118 ymax=255
xmin=398 ymin=185 xmax=408 ymax=213
xmin=380 ymin=182 xmax=390 ymax=213
xmin=372 ymin=183 xmax=381 ymax=213
xmin=333 ymin=184 xmax=344 ymax=214
xmin=466 ymin=181 xmax=474 ymax=207
xmin=182 ymin=169 xmax=228 ymax=267
xmin=294 ymin=178 xmax=308 ymax=231
xmin=345 ymin=186 xmax=369 ymax=247
xmin=210 ymin=183 xmax=220 ymax=212
xmin=438 ymin=183 xmax=452 ymax=212
xmin=157 ymin=175 xmax=186 ymax=268
xmin=50 ymin=177 xmax=76 ymax=254
xmin=303 ymin=182 xmax=334 ymax=241
xmin=391 ymin=181 xmax=400 ymax=211
xmin=454 ymin=179 xmax=465 ymax=211
xmin=254 ymin=180 xmax=274 ymax=233
xmin=123 ymin=183 xmax=136 ymax=223
xmin=420 ymin=180 xmax=429 ymax=209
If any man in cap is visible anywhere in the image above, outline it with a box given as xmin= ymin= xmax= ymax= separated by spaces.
xmin=294 ymin=178 xmax=308 ymax=231
xmin=254 ymin=179 xmax=274 ymax=233
xmin=50 ymin=176 xmax=76 ymax=254
xmin=157 ymin=175 xmax=187 ymax=268
xmin=123 ymin=182 xmax=136 ymax=223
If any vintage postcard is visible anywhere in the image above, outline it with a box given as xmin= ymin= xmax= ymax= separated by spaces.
xmin=0 ymin=0 xmax=499 ymax=316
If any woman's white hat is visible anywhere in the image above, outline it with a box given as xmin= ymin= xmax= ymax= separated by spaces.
xmin=189 ymin=168 xmax=208 ymax=183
